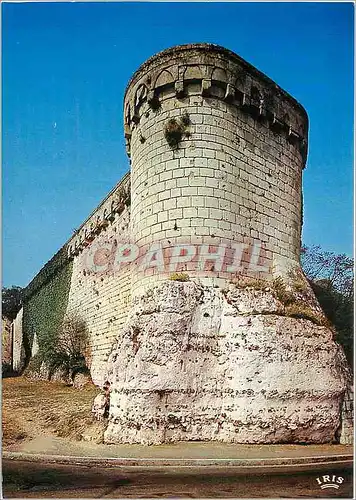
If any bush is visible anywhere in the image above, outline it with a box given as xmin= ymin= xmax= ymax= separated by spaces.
xmin=284 ymin=303 xmax=330 ymax=327
xmin=164 ymin=112 xmax=191 ymax=149
xmin=32 ymin=313 xmax=91 ymax=382
xmin=24 ymin=355 xmax=42 ymax=376
xmin=272 ymin=276 xmax=295 ymax=305
xmin=2 ymin=362 xmax=14 ymax=378
xmin=169 ymin=272 xmax=190 ymax=282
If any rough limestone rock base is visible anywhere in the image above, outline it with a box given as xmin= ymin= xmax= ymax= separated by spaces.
xmin=103 ymin=281 xmax=348 ymax=445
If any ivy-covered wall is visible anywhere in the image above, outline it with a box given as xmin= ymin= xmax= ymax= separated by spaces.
xmin=22 ymin=245 xmax=73 ymax=363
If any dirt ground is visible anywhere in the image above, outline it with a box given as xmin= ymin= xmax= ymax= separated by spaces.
xmin=3 ymin=460 xmax=353 ymax=498
xmin=2 ymin=377 xmax=353 ymax=498
xmin=2 ymin=376 xmax=102 ymax=449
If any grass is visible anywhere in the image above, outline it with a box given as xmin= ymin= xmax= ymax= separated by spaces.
xmin=227 ymin=275 xmax=329 ymax=327
xmin=3 ymin=469 xmax=64 ymax=491
xmin=2 ymin=418 xmax=27 ymax=447
xmin=229 ymin=276 xmax=271 ymax=290
xmin=272 ymin=276 xmax=295 ymax=305
xmin=164 ymin=113 xmax=191 ymax=149
xmin=2 ymin=376 xmax=101 ymax=447
xmin=284 ymin=303 xmax=331 ymax=327
xmin=169 ymin=272 xmax=190 ymax=282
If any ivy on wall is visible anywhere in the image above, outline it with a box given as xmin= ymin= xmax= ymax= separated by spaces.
xmin=22 ymin=245 xmax=73 ymax=364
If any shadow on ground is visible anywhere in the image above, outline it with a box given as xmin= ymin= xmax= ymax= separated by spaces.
xmin=3 ymin=460 xmax=353 ymax=498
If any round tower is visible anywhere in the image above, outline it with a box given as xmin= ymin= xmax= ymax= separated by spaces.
xmin=103 ymin=44 xmax=348 ymax=446
xmin=124 ymin=44 xmax=308 ymax=297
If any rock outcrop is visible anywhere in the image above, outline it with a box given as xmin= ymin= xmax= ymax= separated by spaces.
xmin=103 ymin=280 xmax=348 ymax=445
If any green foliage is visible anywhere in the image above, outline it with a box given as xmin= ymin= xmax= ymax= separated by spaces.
xmin=301 ymin=245 xmax=354 ymax=370
xmin=169 ymin=272 xmax=190 ymax=282
xmin=24 ymin=355 xmax=42 ymax=377
xmin=164 ymin=112 xmax=191 ymax=149
xmin=310 ymin=280 xmax=353 ymax=367
xmin=2 ymin=362 xmax=14 ymax=378
xmin=301 ymin=245 xmax=353 ymax=297
xmin=46 ymin=313 xmax=90 ymax=378
xmin=284 ymin=303 xmax=330 ymax=327
xmin=272 ymin=276 xmax=295 ymax=305
xmin=180 ymin=111 xmax=191 ymax=127
xmin=25 ymin=314 xmax=90 ymax=380
xmin=22 ymin=246 xmax=73 ymax=365
xmin=230 ymin=275 xmax=297 ymax=304
xmin=2 ymin=286 xmax=23 ymax=320
xmin=23 ymin=246 xmax=71 ymax=301
xmin=229 ymin=277 xmax=270 ymax=290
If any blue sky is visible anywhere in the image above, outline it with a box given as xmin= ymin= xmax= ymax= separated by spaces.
xmin=2 ymin=1 xmax=354 ymax=288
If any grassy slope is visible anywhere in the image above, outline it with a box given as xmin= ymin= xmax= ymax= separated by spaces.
xmin=2 ymin=377 xmax=101 ymax=448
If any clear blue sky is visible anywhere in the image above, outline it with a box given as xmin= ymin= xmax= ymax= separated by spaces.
xmin=2 ymin=2 xmax=354 ymax=288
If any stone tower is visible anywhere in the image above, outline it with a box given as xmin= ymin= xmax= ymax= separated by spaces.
xmin=103 ymin=44 xmax=349 ymax=445
xmin=124 ymin=43 xmax=307 ymax=297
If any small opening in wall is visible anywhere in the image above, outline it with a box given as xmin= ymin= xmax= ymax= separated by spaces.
xmin=148 ymin=93 xmax=161 ymax=111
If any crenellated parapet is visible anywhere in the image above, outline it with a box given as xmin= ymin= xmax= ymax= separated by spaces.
xmin=124 ymin=43 xmax=308 ymax=164
xmin=67 ymin=172 xmax=131 ymax=258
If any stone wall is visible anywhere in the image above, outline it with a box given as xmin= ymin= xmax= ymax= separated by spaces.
xmin=22 ymin=247 xmax=73 ymax=367
xmin=17 ymin=174 xmax=132 ymax=386
xmin=12 ymin=307 xmax=24 ymax=372
xmin=103 ymin=43 xmax=351 ymax=445
xmin=124 ymin=43 xmax=307 ymax=297
xmin=2 ymin=315 xmax=13 ymax=365
xmin=66 ymin=222 xmax=131 ymax=383
xmin=66 ymin=172 xmax=131 ymax=386
xmin=340 ymin=385 xmax=354 ymax=445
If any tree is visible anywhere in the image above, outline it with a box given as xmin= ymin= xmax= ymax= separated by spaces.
xmin=301 ymin=245 xmax=353 ymax=297
xmin=2 ymin=286 xmax=23 ymax=321
xmin=301 ymin=246 xmax=353 ymax=369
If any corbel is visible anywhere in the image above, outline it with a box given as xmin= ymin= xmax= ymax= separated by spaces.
xmin=270 ymin=113 xmax=284 ymax=131
xmin=288 ymin=127 xmax=300 ymax=144
xmin=175 ymin=80 xmax=185 ymax=97
xmin=241 ymin=92 xmax=250 ymax=109
xmin=124 ymin=124 xmax=132 ymax=140
xmin=224 ymin=83 xmax=236 ymax=103
xmin=147 ymin=89 xmax=160 ymax=110
xmin=201 ymin=78 xmax=212 ymax=96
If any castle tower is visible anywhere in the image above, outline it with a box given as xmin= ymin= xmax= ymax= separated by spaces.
xmin=103 ymin=44 xmax=348 ymax=445
xmin=124 ymin=43 xmax=308 ymax=297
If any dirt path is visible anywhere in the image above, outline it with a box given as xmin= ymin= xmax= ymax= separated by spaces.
xmin=2 ymin=376 xmax=101 ymax=449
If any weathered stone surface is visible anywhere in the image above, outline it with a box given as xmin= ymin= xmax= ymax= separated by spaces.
xmin=2 ymin=315 xmax=13 ymax=366
xmin=12 ymin=307 xmax=25 ymax=373
xmin=224 ymin=285 xmax=283 ymax=315
xmin=103 ymin=281 xmax=348 ymax=445
xmin=82 ymin=421 xmax=106 ymax=444
xmin=72 ymin=371 xmax=92 ymax=389
xmin=92 ymin=393 xmax=108 ymax=422
xmin=339 ymin=384 xmax=354 ymax=445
